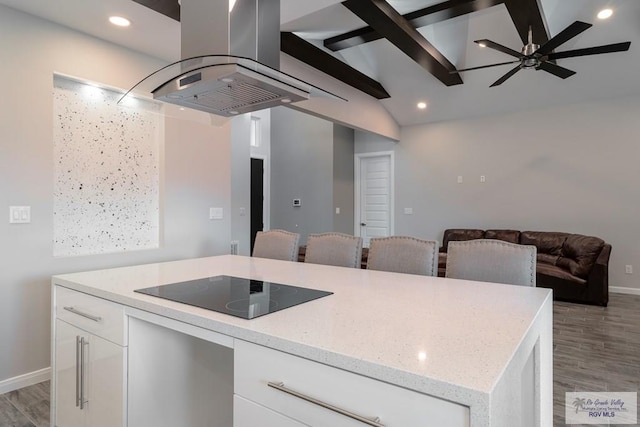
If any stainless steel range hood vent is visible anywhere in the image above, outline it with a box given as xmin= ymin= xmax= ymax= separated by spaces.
xmin=119 ymin=0 xmax=343 ymax=115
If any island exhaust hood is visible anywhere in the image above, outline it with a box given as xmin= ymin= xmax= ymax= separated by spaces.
xmin=120 ymin=0 xmax=343 ymax=116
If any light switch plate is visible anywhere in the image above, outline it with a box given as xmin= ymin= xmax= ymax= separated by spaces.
xmin=9 ymin=206 xmax=30 ymax=224
xmin=404 ymin=208 xmax=413 ymax=215
xmin=209 ymin=207 xmax=223 ymax=220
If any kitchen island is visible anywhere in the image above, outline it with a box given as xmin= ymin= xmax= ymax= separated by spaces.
xmin=51 ymin=255 xmax=552 ymax=427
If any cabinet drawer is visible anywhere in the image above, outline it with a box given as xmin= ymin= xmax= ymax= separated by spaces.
xmin=235 ymin=340 xmax=469 ymax=427
xmin=234 ymin=395 xmax=306 ymax=427
xmin=55 ymin=286 xmax=126 ymax=346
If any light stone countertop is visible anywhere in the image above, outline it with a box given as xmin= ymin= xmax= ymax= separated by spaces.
xmin=52 ymin=254 xmax=552 ymax=425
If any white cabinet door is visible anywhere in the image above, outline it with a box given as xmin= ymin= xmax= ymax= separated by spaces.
xmin=86 ymin=334 xmax=126 ymax=427
xmin=55 ymin=320 xmax=86 ymax=427
xmin=234 ymin=395 xmax=307 ymax=427
xmin=55 ymin=318 xmax=125 ymax=427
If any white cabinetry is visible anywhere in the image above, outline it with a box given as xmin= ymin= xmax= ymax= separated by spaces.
xmin=53 ymin=286 xmax=127 ymax=427
xmin=234 ymin=395 xmax=306 ymax=427
xmin=234 ymin=340 xmax=470 ymax=427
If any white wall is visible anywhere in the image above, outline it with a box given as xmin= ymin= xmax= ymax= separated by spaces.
xmin=271 ymin=107 xmax=334 ymax=244
xmin=0 ymin=5 xmax=232 ymax=386
xmin=270 ymin=108 xmax=355 ymax=244
xmin=231 ymin=115 xmax=251 ymax=255
xmin=250 ymin=109 xmax=271 ymax=231
xmin=333 ymin=125 xmax=355 ymax=235
xmin=355 ymin=95 xmax=640 ymax=289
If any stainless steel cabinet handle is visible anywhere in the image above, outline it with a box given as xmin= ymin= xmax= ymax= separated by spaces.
xmin=75 ymin=336 xmax=81 ymax=408
xmin=63 ymin=306 xmax=102 ymax=323
xmin=80 ymin=337 xmax=88 ymax=410
xmin=267 ymin=382 xmax=384 ymax=427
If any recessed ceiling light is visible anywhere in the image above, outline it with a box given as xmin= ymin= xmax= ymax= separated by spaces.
xmin=221 ymin=77 xmax=235 ymax=83
xmin=417 ymin=102 xmax=427 ymax=109
xmin=281 ymin=98 xmax=292 ymax=104
xmin=597 ymin=8 xmax=613 ymax=19
xmin=229 ymin=111 xmax=239 ymax=115
xmin=478 ymin=42 xmax=487 ymax=48
xmin=109 ymin=16 xmax=130 ymax=27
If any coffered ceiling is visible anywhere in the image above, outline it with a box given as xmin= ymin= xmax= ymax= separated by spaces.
xmin=1 ymin=0 xmax=638 ymax=126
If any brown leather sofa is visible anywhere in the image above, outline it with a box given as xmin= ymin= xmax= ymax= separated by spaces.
xmin=437 ymin=229 xmax=611 ymax=306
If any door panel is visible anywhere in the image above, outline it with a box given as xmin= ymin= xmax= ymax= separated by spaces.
xmin=55 ymin=320 xmax=85 ymax=427
xmin=358 ymin=155 xmax=391 ymax=247
xmin=86 ymin=335 xmax=126 ymax=427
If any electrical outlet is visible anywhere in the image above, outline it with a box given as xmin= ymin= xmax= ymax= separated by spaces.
xmin=335 ymin=207 xmax=340 ymax=214
xmin=230 ymin=241 xmax=239 ymax=255
xmin=404 ymin=208 xmax=413 ymax=215
xmin=625 ymin=265 xmax=633 ymax=274
xmin=457 ymin=176 xmax=463 ymax=184
xmin=480 ymin=175 xmax=486 ymax=183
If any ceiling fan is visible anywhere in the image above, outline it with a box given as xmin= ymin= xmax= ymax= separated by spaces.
xmin=452 ymin=21 xmax=631 ymax=87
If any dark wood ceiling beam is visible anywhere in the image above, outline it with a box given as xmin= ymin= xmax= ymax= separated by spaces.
xmin=325 ymin=0 xmax=503 ymax=52
xmin=281 ymin=33 xmax=390 ymax=99
xmin=503 ymin=0 xmax=550 ymax=46
xmin=132 ymin=0 xmax=180 ymax=21
xmin=341 ymin=0 xmax=463 ymax=86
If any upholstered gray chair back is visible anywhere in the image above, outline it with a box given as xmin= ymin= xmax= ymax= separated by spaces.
xmin=446 ymin=239 xmax=537 ymax=286
xmin=367 ymin=236 xmax=439 ymax=276
xmin=305 ymin=233 xmax=363 ymax=268
xmin=252 ymin=229 xmax=300 ymax=262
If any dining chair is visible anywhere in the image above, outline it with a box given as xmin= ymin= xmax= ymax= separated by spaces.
xmin=252 ymin=229 xmax=300 ymax=262
xmin=304 ymin=233 xmax=363 ymax=268
xmin=367 ymin=236 xmax=439 ymax=276
xmin=445 ymin=239 xmax=537 ymax=286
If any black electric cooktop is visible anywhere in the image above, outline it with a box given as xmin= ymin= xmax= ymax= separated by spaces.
xmin=135 ymin=275 xmax=332 ymax=320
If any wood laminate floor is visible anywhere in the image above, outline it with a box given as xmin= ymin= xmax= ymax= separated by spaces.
xmin=1 ymin=294 xmax=638 ymax=427
xmin=0 ymin=381 xmax=49 ymax=427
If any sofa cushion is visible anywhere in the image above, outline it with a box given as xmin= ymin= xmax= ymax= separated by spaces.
xmin=537 ymin=253 xmax=559 ymax=265
xmin=485 ymin=229 xmax=520 ymax=244
xmin=537 ymin=263 xmax=587 ymax=285
xmin=442 ymin=229 xmax=484 ymax=252
xmin=556 ymin=234 xmax=605 ymax=279
xmin=520 ymin=231 xmax=569 ymax=255
xmin=438 ymin=253 xmax=447 ymax=269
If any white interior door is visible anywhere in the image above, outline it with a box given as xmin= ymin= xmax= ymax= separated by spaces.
xmin=356 ymin=153 xmax=393 ymax=247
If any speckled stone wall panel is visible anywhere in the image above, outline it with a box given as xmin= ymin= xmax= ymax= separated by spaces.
xmin=53 ymin=77 xmax=161 ymax=257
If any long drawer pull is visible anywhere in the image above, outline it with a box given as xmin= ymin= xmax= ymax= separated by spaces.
xmin=63 ymin=306 xmax=102 ymax=323
xmin=75 ymin=336 xmax=81 ymax=408
xmin=267 ymin=381 xmax=385 ymax=427
xmin=80 ymin=337 xmax=88 ymax=410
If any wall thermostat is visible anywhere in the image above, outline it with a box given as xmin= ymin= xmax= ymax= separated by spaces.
xmin=293 ymin=199 xmax=302 ymax=207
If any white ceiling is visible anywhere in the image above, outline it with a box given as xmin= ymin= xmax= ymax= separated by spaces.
xmin=1 ymin=0 xmax=638 ymax=127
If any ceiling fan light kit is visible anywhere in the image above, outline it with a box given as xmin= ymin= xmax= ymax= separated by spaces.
xmin=453 ymin=21 xmax=631 ymax=87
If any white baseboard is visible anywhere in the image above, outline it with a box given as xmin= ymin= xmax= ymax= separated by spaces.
xmin=610 ymin=286 xmax=640 ymax=296
xmin=0 ymin=367 xmax=51 ymax=394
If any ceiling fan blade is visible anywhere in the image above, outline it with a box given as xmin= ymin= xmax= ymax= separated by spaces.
xmin=536 ymin=21 xmax=592 ymax=56
xmin=450 ymin=60 xmax=521 ymax=74
xmin=547 ymin=42 xmax=631 ymax=60
xmin=538 ymin=61 xmax=576 ymax=79
xmin=474 ymin=39 xmax=523 ymax=58
xmin=489 ymin=65 xmax=521 ymax=87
